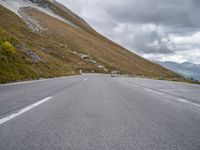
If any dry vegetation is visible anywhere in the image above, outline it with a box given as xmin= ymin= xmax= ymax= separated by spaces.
xmin=0 ymin=3 xmax=185 ymax=83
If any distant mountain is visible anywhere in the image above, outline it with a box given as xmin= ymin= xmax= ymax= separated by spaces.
xmin=155 ymin=61 xmax=200 ymax=81
xmin=0 ymin=0 xmax=183 ymax=83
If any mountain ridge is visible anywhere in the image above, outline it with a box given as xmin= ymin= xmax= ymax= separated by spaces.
xmin=155 ymin=61 xmax=200 ymax=81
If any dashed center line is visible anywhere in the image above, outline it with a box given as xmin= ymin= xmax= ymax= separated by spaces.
xmin=83 ymin=78 xmax=88 ymax=82
xmin=0 ymin=97 xmax=53 ymax=125
xmin=144 ymin=88 xmax=165 ymax=95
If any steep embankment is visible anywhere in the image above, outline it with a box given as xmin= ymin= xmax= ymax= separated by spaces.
xmin=0 ymin=0 xmax=184 ymax=83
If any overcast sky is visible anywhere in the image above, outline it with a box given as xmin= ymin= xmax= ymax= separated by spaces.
xmin=57 ymin=0 xmax=200 ymax=64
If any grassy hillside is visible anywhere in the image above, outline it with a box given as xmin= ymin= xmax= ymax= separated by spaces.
xmin=0 ymin=3 xmax=185 ymax=83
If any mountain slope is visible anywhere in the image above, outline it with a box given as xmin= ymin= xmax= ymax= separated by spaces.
xmin=0 ymin=0 xmax=184 ymax=83
xmin=155 ymin=61 xmax=200 ymax=81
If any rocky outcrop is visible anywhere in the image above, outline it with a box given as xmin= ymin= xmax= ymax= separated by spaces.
xmin=25 ymin=50 xmax=44 ymax=64
xmin=18 ymin=7 xmax=47 ymax=32
xmin=29 ymin=0 xmax=51 ymax=8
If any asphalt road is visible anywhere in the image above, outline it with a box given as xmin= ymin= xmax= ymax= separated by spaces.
xmin=0 ymin=74 xmax=200 ymax=150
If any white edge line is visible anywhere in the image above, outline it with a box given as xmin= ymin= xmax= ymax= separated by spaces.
xmin=113 ymin=79 xmax=200 ymax=109
xmin=0 ymin=97 xmax=53 ymax=125
xmin=177 ymin=98 xmax=200 ymax=108
xmin=0 ymin=75 xmax=82 ymax=86
xmin=144 ymin=88 xmax=200 ymax=108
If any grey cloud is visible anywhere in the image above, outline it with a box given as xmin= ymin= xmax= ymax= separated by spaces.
xmin=57 ymin=0 xmax=200 ymax=63
xmin=105 ymin=0 xmax=200 ymax=29
xmin=105 ymin=23 xmax=175 ymax=54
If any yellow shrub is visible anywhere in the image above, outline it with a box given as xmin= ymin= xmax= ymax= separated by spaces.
xmin=2 ymin=41 xmax=16 ymax=55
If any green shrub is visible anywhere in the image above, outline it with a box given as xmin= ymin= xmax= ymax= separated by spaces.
xmin=0 ymin=39 xmax=16 ymax=55
xmin=2 ymin=41 xmax=16 ymax=54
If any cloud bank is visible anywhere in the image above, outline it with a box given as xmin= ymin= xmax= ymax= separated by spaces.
xmin=57 ymin=0 xmax=200 ymax=64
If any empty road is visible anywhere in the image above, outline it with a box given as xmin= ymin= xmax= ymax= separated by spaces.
xmin=0 ymin=74 xmax=200 ymax=150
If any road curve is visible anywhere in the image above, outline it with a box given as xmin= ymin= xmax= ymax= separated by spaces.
xmin=0 ymin=74 xmax=200 ymax=150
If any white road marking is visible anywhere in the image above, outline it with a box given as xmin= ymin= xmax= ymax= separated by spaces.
xmin=128 ymin=84 xmax=140 ymax=88
xmin=144 ymin=88 xmax=200 ymax=108
xmin=115 ymin=78 xmax=200 ymax=109
xmin=83 ymin=78 xmax=88 ymax=82
xmin=0 ymin=75 xmax=81 ymax=86
xmin=0 ymin=97 xmax=53 ymax=125
xmin=177 ymin=98 xmax=200 ymax=108
xmin=144 ymin=88 xmax=165 ymax=95
xmin=119 ymin=81 xmax=141 ymax=88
